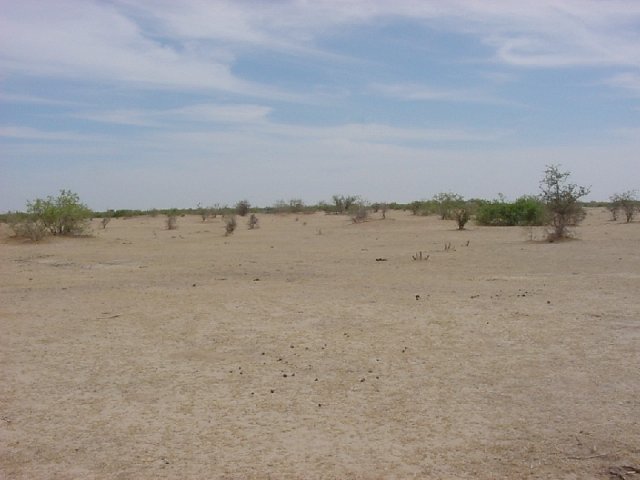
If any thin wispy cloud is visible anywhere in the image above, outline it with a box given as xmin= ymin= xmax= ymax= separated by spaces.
xmin=604 ymin=73 xmax=640 ymax=96
xmin=0 ymin=92 xmax=81 ymax=106
xmin=0 ymin=126 xmax=101 ymax=142
xmin=369 ymin=83 xmax=519 ymax=106
xmin=69 ymin=103 xmax=272 ymax=127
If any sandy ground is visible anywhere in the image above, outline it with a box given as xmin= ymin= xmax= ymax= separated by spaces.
xmin=1 ymin=209 xmax=638 ymax=479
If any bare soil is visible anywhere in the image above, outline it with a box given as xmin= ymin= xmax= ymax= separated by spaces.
xmin=1 ymin=209 xmax=639 ymax=479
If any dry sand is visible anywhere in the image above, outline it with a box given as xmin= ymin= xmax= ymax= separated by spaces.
xmin=1 ymin=209 xmax=639 ymax=479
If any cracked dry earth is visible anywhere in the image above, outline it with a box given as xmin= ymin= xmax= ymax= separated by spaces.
xmin=1 ymin=209 xmax=639 ymax=479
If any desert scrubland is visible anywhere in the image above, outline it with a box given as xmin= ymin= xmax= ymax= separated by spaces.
xmin=1 ymin=209 xmax=639 ymax=479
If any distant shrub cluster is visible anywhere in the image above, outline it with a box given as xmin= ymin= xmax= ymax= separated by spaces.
xmin=475 ymin=196 xmax=546 ymax=226
xmin=271 ymin=199 xmax=308 ymax=214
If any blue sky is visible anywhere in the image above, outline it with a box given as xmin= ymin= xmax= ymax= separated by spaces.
xmin=1 ymin=0 xmax=639 ymax=211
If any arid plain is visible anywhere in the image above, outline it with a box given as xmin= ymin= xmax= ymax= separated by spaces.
xmin=1 ymin=209 xmax=638 ymax=479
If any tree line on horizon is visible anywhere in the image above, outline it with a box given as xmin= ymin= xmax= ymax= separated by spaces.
xmin=2 ymin=165 xmax=638 ymax=242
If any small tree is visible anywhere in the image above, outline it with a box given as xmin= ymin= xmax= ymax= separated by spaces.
xmin=409 ymin=201 xmax=423 ymax=216
xmin=433 ymin=192 xmax=464 ymax=220
xmin=332 ymin=195 xmax=359 ymax=214
xmin=539 ymin=165 xmax=590 ymax=240
xmin=235 ymin=200 xmax=250 ymax=217
xmin=610 ymin=191 xmax=638 ymax=223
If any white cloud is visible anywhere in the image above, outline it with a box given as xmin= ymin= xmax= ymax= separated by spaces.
xmin=111 ymin=0 xmax=640 ymax=70
xmin=3 ymin=0 xmax=640 ymax=98
xmin=0 ymin=1 xmax=297 ymax=99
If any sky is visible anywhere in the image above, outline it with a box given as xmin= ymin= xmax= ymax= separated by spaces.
xmin=1 ymin=0 xmax=640 ymax=211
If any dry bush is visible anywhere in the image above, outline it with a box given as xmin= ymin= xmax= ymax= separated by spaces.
xmin=453 ymin=207 xmax=470 ymax=230
xmin=166 ymin=215 xmax=177 ymax=230
xmin=248 ymin=213 xmax=259 ymax=229
xmin=101 ymin=217 xmax=111 ymax=229
xmin=610 ymin=191 xmax=638 ymax=223
xmin=225 ymin=215 xmax=237 ymax=236
xmin=351 ymin=205 xmax=369 ymax=224
xmin=197 ymin=203 xmax=214 ymax=222
xmin=10 ymin=217 xmax=47 ymax=241
xmin=380 ymin=203 xmax=388 ymax=219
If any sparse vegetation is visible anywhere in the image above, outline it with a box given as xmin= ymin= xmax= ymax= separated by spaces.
xmin=539 ymin=165 xmax=590 ymax=240
xmin=272 ymin=199 xmax=308 ymax=214
xmin=197 ymin=203 xmax=214 ymax=222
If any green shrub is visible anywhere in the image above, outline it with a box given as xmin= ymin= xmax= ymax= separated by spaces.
xmin=408 ymin=200 xmax=436 ymax=216
xmin=26 ymin=190 xmax=91 ymax=236
xmin=476 ymin=196 xmax=546 ymax=226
